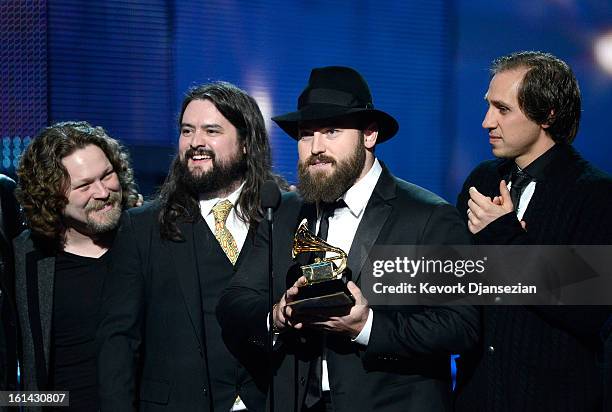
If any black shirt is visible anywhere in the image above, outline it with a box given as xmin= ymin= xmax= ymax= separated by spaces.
xmin=50 ymin=250 xmax=108 ymax=411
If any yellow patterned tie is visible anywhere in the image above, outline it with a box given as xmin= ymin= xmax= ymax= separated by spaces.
xmin=212 ymin=200 xmax=239 ymax=265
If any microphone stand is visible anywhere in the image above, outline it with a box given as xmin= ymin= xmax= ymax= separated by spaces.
xmin=261 ymin=180 xmax=280 ymax=412
xmin=266 ymin=206 xmax=275 ymax=412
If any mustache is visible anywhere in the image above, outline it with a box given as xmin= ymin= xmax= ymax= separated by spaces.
xmin=185 ymin=146 xmax=215 ymax=160
xmin=85 ymin=191 xmax=122 ymax=213
xmin=305 ymin=154 xmax=336 ymax=166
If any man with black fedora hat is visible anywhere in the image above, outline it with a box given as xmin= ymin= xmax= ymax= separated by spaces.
xmin=218 ymin=66 xmax=479 ymax=411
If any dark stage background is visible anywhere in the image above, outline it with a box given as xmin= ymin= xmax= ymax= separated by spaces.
xmin=2 ymin=0 xmax=612 ymax=202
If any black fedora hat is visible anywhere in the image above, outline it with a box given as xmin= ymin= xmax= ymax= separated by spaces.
xmin=272 ymin=66 xmax=399 ymax=143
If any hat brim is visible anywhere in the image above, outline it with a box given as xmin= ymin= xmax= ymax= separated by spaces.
xmin=272 ymin=104 xmax=399 ymax=143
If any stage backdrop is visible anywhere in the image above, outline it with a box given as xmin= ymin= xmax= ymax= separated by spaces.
xmin=2 ymin=0 xmax=611 ymax=202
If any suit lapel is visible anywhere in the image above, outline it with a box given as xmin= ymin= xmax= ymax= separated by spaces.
xmin=170 ymin=221 xmax=204 ymax=349
xmin=348 ymin=164 xmax=396 ymax=284
xmin=24 ymin=246 xmax=54 ymax=388
xmin=37 ymin=256 xmax=55 ymax=374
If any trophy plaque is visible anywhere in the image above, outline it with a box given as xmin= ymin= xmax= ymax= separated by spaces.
xmin=287 ymin=219 xmax=355 ymax=312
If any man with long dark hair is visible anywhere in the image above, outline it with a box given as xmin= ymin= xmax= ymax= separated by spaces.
xmin=98 ymin=82 xmax=282 ymax=411
xmin=14 ymin=121 xmax=139 ymax=411
xmin=455 ymin=51 xmax=612 ymax=411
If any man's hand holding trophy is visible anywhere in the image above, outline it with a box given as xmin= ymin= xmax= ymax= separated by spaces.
xmin=272 ymin=219 xmax=370 ymax=338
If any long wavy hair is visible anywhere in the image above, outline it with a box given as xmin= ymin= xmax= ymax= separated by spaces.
xmin=16 ymin=121 xmax=139 ymax=242
xmin=159 ymin=81 xmax=286 ymax=241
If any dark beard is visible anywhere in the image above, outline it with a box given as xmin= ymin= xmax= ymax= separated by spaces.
xmin=177 ymin=151 xmax=247 ymax=197
xmin=297 ymin=137 xmax=366 ymax=203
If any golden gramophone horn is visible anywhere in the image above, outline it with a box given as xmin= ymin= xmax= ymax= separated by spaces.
xmin=292 ymin=219 xmax=347 ymax=281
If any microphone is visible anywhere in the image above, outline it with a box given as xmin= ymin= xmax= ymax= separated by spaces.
xmin=260 ymin=180 xmax=281 ymax=412
xmin=261 ymin=180 xmax=281 ymax=222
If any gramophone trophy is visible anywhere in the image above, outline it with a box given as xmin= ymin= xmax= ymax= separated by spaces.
xmin=287 ymin=219 xmax=355 ymax=311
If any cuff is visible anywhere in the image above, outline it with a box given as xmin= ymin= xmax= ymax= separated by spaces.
xmin=352 ymin=308 xmax=374 ymax=346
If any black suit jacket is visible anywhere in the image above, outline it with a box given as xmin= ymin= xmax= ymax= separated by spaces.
xmin=13 ymin=231 xmax=57 ymax=412
xmin=455 ymin=144 xmax=612 ymax=412
xmin=217 ymin=164 xmax=479 ymax=412
xmin=0 ymin=175 xmax=20 ymax=405
xmin=97 ymin=201 xmax=266 ymax=412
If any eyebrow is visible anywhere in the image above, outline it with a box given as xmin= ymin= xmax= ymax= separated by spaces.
xmin=71 ymin=166 xmax=114 ymax=188
xmin=180 ymin=122 xmax=223 ymax=130
xmin=489 ymin=99 xmax=511 ymax=108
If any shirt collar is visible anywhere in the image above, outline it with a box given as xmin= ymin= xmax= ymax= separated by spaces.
xmin=340 ymin=158 xmax=382 ymax=218
xmin=520 ymin=143 xmax=564 ymax=181
xmin=199 ymin=181 xmax=245 ymax=217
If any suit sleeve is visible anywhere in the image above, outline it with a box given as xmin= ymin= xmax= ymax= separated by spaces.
xmin=457 ymin=165 xmax=612 ymax=340
xmin=216 ymin=219 xmax=271 ymax=350
xmin=217 ymin=193 xmax=303 ymax=352
xmin=217 ymin=192 xmax=301 ymax=353
xmin=366 ymin=203 xmax=480 ymax=359
xmin=97 ymin=211 xmax=144 ymax=412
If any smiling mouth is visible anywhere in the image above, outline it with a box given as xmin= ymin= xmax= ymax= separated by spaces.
xmin=190 ymin=154 xmax=212 ymax=161
xmin=89 ymin=201 xmax=117 ymax=214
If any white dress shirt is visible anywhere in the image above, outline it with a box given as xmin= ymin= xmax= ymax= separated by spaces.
xmin=317 ymin=158 xmax=382 ymax=390
xmin=506 ymin=180 xmax=536 ymax=221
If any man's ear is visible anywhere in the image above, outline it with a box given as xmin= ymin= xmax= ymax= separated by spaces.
xmin=542 ymin=109 xmax=555 ymax=129
xmin=363 ymin=122 xmax=379 ymax=149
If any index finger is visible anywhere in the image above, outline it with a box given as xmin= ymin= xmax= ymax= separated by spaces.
xmin=468 ymin=186 xmax=493 ymax=208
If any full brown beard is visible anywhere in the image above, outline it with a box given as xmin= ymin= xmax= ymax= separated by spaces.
xmin=178 ymin=147 xmax=247 ymax=196
xmin=297 ymin=136 xmax=365 ymax=204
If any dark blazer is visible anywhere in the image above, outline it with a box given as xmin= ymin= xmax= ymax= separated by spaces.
xmin=97 ymin=201 xmax=266 ymax=412
xmin=13 ymin=230 xmax=56 ymax=412
xmin=0 ymin=175 xmax=21 ymax=405
xmin=217 ymin=164 xmax=479 ymax=412
xmin=455 ymin=144 xmax=612 ymax=412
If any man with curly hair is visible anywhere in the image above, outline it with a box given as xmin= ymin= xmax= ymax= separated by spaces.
xmin=14 ymin=121 xmax=139 ymax=411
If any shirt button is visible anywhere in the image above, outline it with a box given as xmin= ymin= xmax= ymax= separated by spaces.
xmin=300 ymin=377 xmax=306 ymax=385
xmin=203 ymin=386 xmax=208 ymax=396
xmin=494 ymin=296 xmax=502 ymax=304
xmin=487 ymin=345 xmax=495 ymax=354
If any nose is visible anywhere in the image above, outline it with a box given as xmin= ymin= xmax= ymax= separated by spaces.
xmin=92 ymin=180 xmax=110 ymax=199
xmin=310 ymin=132 xmax=326 ymax=155
xmin=482 ymin=107 xmax=496 ymax=130
xmin=189 ymin=129 xmax=208 ymax=149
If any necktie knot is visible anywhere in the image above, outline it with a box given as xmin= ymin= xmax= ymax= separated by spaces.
xmin=511 ymin=169 xmax=531 ymax=189
xmin=212 ymin=199 xmax=233 ymax=226
xmin=317 ymin=199 xmax=347 ymax=241
xmin=509 ymin=167 xmax=532 ymax=212
xmin=320 ymin=199 xmax=347 ymax=218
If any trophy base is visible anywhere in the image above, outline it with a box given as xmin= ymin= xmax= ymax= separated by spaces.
xmin=287 ymin=278 xmax=355 ymax=312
